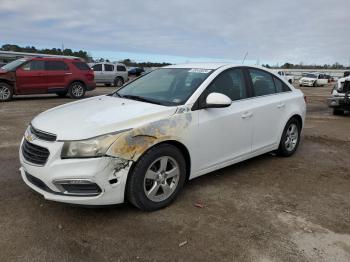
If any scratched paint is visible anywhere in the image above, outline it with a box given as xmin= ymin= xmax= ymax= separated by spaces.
xmin=106 ymin=112 xmax=192 ymax=161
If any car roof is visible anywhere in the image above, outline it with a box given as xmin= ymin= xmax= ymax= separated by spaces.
xmin=164 ymin=62 xmax=230 ymax=70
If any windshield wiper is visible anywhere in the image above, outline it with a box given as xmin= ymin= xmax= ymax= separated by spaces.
xmin=120 ymin=94 xmax=163 ymax=105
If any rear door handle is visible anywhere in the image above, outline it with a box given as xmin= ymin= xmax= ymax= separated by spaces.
xmin=277 ymin=103 xmax=285 ymax=108
xmin=65 ymin=72 xmax=72 ymax=75
xmin=241 ymin=112 xmax=253 ymax=119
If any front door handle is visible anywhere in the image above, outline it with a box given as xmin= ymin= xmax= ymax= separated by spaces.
xmin=241 ymin=112 xmax=253 ymax=119
xmin=277 ymin=103 xmax=285 ymax=109
xmin=65 ymin=72 xmax=73 ymax=75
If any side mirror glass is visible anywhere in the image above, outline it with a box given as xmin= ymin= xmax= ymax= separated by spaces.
xmin=205 ymin=92 xmax=232 ymax=108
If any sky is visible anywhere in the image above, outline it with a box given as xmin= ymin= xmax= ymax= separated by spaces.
xmin=0 ymin=0 xmax=349 ymax=65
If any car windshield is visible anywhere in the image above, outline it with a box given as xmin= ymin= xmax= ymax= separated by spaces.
xmin=305 ymin=74 xmax=317 ymax=78
xmin=1 ymin=58 xmax=28 ymax=71
xmin=114 ymin=68 xmax=213 ymax=106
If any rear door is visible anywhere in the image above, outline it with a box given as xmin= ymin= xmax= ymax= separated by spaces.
xmin=15 ymin=60 xmax=47 ymax=94
xmin=92 ymin=63 xmax=103 ymax=83
xmin=117 ymin=65 xmax=128 ymax=81
xmin=246 ymin=68 xmax=291 ymax=152
xmin=103 ymin=63 xmax=115 ymax=83
xmin=45 ymin=60 xmax=71 ymax=92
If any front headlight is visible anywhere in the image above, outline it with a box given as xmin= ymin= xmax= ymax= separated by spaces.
xmin=61 ymin=130 xmax=130 ymax=159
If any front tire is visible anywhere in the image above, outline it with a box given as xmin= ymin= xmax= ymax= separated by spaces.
xmin=0 ymin=82 xmax=13 ymax=102
xmin=277 ymin=118 xmax=301 ymax=157
xmin=68 ymin=82 xmax=86 ymax=99
xmin=127 ymin=144 xmax=186 ymax=211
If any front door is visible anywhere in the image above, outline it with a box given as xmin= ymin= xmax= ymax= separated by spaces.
xmin=92 ymin=63 xmax=103 ymax=83
xmin=16 ymin=60 xmax=47 ymax=94
xmin=194 ymin=68 xmax=254 ymax=173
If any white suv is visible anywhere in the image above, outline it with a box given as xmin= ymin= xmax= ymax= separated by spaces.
xmin=91 ymin=62 xmax=128 ymax=87
xmin=19 ymin=63 xmax=306 ymax=211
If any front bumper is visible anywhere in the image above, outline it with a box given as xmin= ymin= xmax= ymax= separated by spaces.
xmin=19 ymin=138 xmax=132 ymax=205
xmin=327 ymin=95 xmax=350 ymax=110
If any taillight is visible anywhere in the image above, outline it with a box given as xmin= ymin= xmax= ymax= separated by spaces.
xmin=86 ymin=70 xmax=94 ymax=81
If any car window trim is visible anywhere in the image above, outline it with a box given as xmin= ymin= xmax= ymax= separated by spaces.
xmin=192 ymin=67 xmax=251 ymax=111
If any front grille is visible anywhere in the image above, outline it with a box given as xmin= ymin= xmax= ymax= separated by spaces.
xmin=30 ymin=125 xmax=57 ymax=142
xmin=60 ymin=183 xmax=102 ymax=195
xmin=22 ymin=140 xmax=50 ymax=165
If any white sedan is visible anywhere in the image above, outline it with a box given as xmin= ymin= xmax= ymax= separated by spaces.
xmin=299 ymin=73 xmax=328 ymax=87
xmin=19 ymin=63 xmax=306 ymax=211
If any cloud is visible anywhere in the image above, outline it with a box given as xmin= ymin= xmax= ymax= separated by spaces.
xmin=0 ymin=0 xmax=349 ymax=64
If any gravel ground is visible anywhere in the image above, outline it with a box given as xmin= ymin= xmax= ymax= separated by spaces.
xmin=0 ymin=83 xmax=349 ymax=262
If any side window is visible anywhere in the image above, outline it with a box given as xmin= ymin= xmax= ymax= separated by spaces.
xmin=21 ymin=60 xmax=45 ymax=71
xmin=117 ymin=65 xmax=126 ymax=72
xmin=248 ymin=69 xmax=276 ymax=97
xmin=273 ymin=77 xmax=291 ymax=93
xmin=45 ymin=61 xmax=69 ymax=71
xmin=92 ymin=64 xmax=102 ymax=71
xmin=104 ymin=64 xmax=114 ymax=71
xmin=206 ymin=69 xmax=247 ymax=101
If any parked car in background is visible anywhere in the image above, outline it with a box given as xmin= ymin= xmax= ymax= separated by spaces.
xmin=0 ymin=57 xmax=95 ymax=101
xmin=128 ymin=67 xmax=145 ymax=77
xmin=328 ymin=75 xmax=350 ymax=115
xmin=19 ymin=63 xmax=305 ymax=211
xmin=275 ymin=71 xmax=295 ymax=84
xmin=91 ymin=62 xmax=128 ymax=87
xmin=299 ymin=73 xmax=328 ymax=87
xmin=343 ymin=71 xmax=350 ymax=77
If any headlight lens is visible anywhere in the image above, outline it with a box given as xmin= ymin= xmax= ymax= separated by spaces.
xmin=61 ymin=130 xmax=130 ymax=159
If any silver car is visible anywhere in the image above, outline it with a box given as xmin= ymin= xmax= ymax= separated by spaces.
xmin=91 ymin=62 xmax=128 ymax=87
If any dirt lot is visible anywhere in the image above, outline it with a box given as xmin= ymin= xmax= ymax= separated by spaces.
xmin=0 ymin=83 xmax=349 ymax=262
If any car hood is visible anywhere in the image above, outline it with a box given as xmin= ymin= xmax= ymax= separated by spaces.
xmin=31 ymin=95 xmax=178 ymax=140
xmin=301 ymin=77 xmax=316 ymax=81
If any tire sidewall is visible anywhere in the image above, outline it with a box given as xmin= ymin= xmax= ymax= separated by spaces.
xmin=69 ymin=82 xmax=86 ymax=99
xmin=114 ymin=77 xmax=124 ymax=87
xmin=278 ymin=118 xmax=301 ymax=157
xmin=127 ymin=144 xmax=186 ymax=211
xmin=0 ymin=82 xmax=13 ymax=102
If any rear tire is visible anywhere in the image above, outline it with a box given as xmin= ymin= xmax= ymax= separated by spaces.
xmin=127 ymin=144 xmax=186 ymax=211
xmin=277 ymin=118 xmax=301 ymax=157
xmin=333 ymin=108 xmax=344 ymax=115
xmin=114 ymin=77 xmax=124 ymax=88
xmin=68 ymin=82 xmax=86 ymax=99
xmin=0 ymin=82 xmax=13 ymax=102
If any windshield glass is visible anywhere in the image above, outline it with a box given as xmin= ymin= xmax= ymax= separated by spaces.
xmin=305 ymin=74 xmax=317 ymax=78
xmin=115 ymin=68 xmax=213 ymax=106
xmin=1 ymin=58 xmax=28 ymax=71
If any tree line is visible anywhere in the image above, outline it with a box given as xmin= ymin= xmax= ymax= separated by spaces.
xmin=262 ymin=62 xmax=350 ymax=70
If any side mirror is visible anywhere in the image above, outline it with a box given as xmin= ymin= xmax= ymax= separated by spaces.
xmin=205 ymin=92 xmax=232 ymax=108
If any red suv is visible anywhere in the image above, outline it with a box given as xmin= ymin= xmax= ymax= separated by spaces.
xmin=0 ymin=57 xmax=96 ymax=101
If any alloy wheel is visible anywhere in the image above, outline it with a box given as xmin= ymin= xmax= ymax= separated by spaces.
xmin=0 ymin=85 xmax=11 ymax=100
xmin=285 ymin=123 xmax=299 ymax=152
xmin=72 ymin=83 xmax=84 ymax=97
xmin=143 ymin=156 xmax=180 ymax=202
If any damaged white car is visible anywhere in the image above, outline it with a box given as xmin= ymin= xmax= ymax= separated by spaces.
xmin=299 ymin=73 xmax=328 ymax=87
xmin=19 ymin=63 xmax=306 ymax=211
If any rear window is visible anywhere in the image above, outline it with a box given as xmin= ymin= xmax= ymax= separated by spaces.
xmin=117 ymin=65 xmax=126 ymax=72
xmin=45 ymin=61 xmax=69 ymax=71
xmin=72 ymin=62 xmax=90 ymax=70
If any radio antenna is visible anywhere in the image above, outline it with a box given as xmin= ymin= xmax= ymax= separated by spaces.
xmin=242 ymin=52 xmax=248 ymax=64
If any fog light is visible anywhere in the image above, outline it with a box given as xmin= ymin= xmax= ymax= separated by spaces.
xmin=53 ymin=179 xmax=102 ymax=196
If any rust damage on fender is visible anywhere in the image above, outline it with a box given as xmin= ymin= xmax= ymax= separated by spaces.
xmin=107 ymin=112 xmax=192 ymax=161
